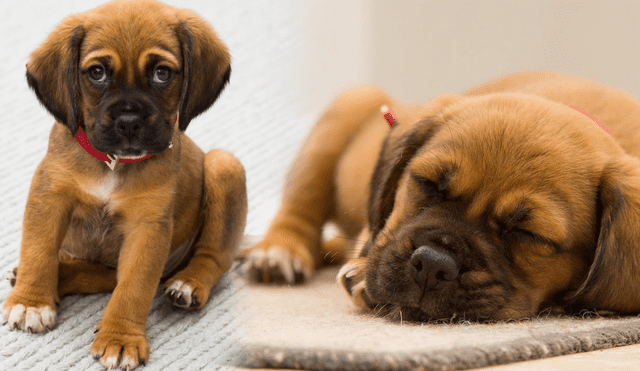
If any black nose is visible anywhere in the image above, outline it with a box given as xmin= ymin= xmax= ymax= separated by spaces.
xmin=115 ymin=114 xmax=143 ymax=139
xmin=410 ymin=246 xmax=459 ymax=290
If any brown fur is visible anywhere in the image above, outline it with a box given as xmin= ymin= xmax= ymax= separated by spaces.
xmin=2 ymin=1 xmax=247 ymax=369
xmin=238 ymin=72 xmax=640 ymax=322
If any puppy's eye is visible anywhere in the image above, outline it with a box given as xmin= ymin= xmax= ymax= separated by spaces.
xmin=415 ymin=177 xmax=447 ymax=202
xmin=87 ymin=65 xmax=107 ymax=83
xmin=502 ymin=225 xmax=531 ymax=238
xmin=153 ymin=66 xmax=172 ymax=84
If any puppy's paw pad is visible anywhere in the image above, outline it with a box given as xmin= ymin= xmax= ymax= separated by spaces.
xmin=6 ymin=267 xmax=17 ymax=287
xmin=236 ymin=245 xmax=312 ymax=284
xmin=2 ymin=304 xmax=56 ymax=333
xmin=91 ymin=331 xmax=149 ymax=370
xmin=163 ymin=280 xmax=202 ymax=309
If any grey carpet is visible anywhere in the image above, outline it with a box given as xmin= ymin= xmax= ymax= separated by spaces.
xmin=239 ymin=267 xmax=640 ymax=371
xmin=1 ymin=269 xmax=244 ymax=371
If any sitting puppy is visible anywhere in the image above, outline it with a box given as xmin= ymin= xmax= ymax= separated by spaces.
xmin=2 ymin=0 xmax=247 ymax=369
xmin=238 ymin=72 xmax=640 ymax=322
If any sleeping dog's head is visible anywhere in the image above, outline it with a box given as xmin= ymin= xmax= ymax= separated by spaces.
xmin=339 ymin=93 xmax=640 ymax=322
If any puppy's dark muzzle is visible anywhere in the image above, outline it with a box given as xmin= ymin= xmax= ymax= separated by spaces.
xmin=410 ymin=245 xmax=459 ymax=290
xmin=115 ymin=114 xmax=144 ymax=139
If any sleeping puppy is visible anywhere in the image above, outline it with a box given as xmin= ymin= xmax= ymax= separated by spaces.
xmin=2 ymin=0 xmax=247 ymax=369
xmin=237 ymin=72 xmax=640 ymax=322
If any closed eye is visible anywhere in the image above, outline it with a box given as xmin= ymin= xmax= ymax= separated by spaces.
xmin=502 ymin=225 xmax=563 ymax=253
xmin=412 ymin=174 xmax=447 ymax=202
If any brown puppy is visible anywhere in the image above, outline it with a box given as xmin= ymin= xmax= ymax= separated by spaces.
xmin=2 ymin=0 xmax=247 ymax=369
xmin=237 ymin=72 xmax=640 ymax=322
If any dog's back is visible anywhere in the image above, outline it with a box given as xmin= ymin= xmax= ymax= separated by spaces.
xmin=466 ymin=72 xmax=640 ymax=157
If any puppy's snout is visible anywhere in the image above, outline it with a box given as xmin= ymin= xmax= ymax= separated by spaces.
xmin=115 ymin=114 xmax=143 ymax=138
xmin=410 ymin=246 xmax=458 ymax=290
xmin=110 ymin=100 xmax=148 ymax=138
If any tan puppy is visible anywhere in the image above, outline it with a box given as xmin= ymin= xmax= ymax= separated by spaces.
xmin=2 ymin=0 xmax=247 ymax=369
xmin=238 ymin=72 xmax=640 ymax=322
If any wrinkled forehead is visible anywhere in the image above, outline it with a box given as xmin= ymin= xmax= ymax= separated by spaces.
xmin=79 ymin=11 xmax=182 ymax=72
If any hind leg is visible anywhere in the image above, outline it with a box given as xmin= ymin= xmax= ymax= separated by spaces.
xmin=8 ymin=260 xmax=117 ymax=296
xmin=235 ymin=87 xmax=391 ymax=284
xmin=163 ymin=150 xmax=247 ymax=309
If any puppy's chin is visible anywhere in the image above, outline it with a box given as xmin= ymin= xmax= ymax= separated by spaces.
xmin=115 ymin=150 xmax=148 ymax=160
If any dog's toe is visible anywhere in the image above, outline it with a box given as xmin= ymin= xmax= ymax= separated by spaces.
xmin=91 ymin=328 xmax=149 ymax=370
xmin=163 ymin=279 xmax=203 ymax=309
xmin=337 ymin=258 xmax=376 ymax=310
xmin=2 ymin=303 xmax=56 ymax=333
xmin=236 ymin=245 xmax=312 ymax=284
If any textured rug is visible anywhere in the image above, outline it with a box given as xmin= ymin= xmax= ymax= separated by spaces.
xmin=0 ymin=268 xmax=244 ymax=371
xmin=239 ymin=267 xmax=640 ymax=371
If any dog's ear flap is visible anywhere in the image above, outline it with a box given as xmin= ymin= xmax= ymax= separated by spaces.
xmin=368 ymin=95 xmax=462 ymax=239
xmin=368 ymin=121 xmax=436 ymax=238
xmin=567 ymin=156 xmax=640 ymax=313
xmin=175 ymin=10 xmax=231 ymax=131
xmin=368 ymin=114 xmax=453 ymax=240
xmin=26 ymin=15 xmax=85 ymax=137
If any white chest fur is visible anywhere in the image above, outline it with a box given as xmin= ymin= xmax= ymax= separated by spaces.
xmin=85 ymin=173 xmax=118 ymax=203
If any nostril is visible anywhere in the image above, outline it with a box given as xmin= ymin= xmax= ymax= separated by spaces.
xmin=412 ymin=259 xmax=423 ymax=273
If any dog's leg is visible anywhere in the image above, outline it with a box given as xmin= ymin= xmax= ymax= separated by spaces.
xmin=164 ymin=150 xmax=247 ymax=309
xmin=90 ymin=201 xmax=173 ymax=370
xmin=8 ymin=261 xmax=117 ymax=297
xmin=2 ymin=180 xmax=72 ymax=333
xmin=58 ymin=260 xmax=117 ymax=296
xmin=236 ymin=87 xmax=391 ymax=284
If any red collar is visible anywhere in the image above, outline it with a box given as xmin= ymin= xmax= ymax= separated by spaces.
xmin=75 ymin=127 xmax=153 ymax=165
xmin=74 ymin=114 xmax=177 ymax=170
xmin=567 ymin=105 xmax=616 ymax=141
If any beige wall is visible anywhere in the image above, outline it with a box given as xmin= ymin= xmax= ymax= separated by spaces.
xmin=298 ymin=0 xmax=640 ymax=108
xmin=372 ymin=0 xmax=640 ymax=102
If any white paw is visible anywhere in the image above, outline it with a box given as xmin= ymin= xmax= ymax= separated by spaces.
xmin=337 ymin=259 xmax=374 ymax=311
xmin=238 ymin=246 xmax=311 ymax=284
xmin=337 ymin=261 xmax=365 ymax=295
xmin=164 ymin=280 xmax=196 ymax=308
xmin=2 ymin=304 xmax=56 ymax=333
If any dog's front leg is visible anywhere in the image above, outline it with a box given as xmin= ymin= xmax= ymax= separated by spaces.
xmin=2 ymin=173 xmax=72 ymax=333
xmin=91 ymin=210 xmax=172 ymax=370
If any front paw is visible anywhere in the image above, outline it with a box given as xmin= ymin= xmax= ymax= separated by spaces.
xmin=337 ymin=258 xmax=377 ymax=311
xmin=235 ymin=241 xmax=314 ymax=284
xmin=2 ymin=289 xmax=57 ymax=333
xmin=91 ymin=325 xmax=149 ymax=370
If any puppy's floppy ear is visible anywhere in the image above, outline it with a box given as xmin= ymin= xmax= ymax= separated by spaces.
xmin=26 ymin=15 xmax=84 ymax=136
xmin=368 ymin=118 xmax=440 ymax=239
xmin=175 ymin=10 xmax=231 ymax=131
xmin=567 ymin=155 xmax=640 ymax=313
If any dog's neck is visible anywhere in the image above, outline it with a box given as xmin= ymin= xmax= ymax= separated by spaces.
xmin=74 ymin=114 xmax=177 ymax=171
